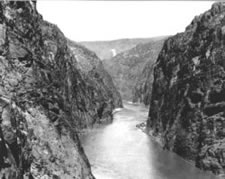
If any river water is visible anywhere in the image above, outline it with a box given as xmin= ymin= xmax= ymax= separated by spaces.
xmin=80 ymin=101 xmax=218 ymax=179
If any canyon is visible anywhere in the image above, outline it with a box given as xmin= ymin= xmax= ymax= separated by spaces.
xmin=1 ymin=1 xmax=225 ymax=179
xmin=102 ymin=37 xmax=167 ymax=102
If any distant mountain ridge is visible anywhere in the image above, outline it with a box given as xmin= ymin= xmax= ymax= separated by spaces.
xmin=103 ymin=37 xmax=168 ymax=101
xmin=80 ymin=36 xmax=168 ymax=60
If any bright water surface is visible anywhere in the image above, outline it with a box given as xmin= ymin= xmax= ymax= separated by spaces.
xmin=80 ymin=101 xmax=219 ymax=179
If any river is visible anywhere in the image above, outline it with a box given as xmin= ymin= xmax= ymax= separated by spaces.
xmin=80 ymin=101 xmax=218 ymax=179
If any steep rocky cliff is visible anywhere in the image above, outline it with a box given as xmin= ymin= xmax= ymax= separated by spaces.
xmin=132 ymin=60 xmax=155 ymax=105
xmin=132 ymin=39 xmax=167 ymax=105
xmin=0 ymin=1 xmax=119 ymax=178
xmin=103 ymin=38 xmax=166 ymax=101
xmin=68 ymin=40 xmax=123 ymax=111
xmin=148 ymin=2 xmax=225 ymax=176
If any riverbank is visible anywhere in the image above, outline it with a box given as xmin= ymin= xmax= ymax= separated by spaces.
xmin=78 ymin=107 xmax=123 ymax=136
xmin=136 ymin=122 xmax=222 ymax=178
xmin=136 ymin=122 xmax=197 ymax=164
xmin=136 ymin=122 xmax=164 ymax=147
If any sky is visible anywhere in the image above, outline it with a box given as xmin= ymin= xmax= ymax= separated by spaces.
xmin=37 ymin=1 xmax=214 ymax=42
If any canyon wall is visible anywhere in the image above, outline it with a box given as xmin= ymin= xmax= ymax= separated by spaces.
xmin=0 ymin=1 xmax=120 ymax=178
xmin=132 ymin=39 xmax=167 ymax=105
xmin=68 ymin=41 xmax=123 ymax=112
xmin=148 ymin=2 xmax=225 ymax=176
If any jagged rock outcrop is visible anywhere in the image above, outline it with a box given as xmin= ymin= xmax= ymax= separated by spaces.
xmin=68 ymin=40 xmax=123 ymax=111
xmin=148 ymin=2 xmax=225 ymax=176
xmin=103 ymin=38 xmax=166 ymax=101
xmin=0 ymin=1 xmax=118 ymax=178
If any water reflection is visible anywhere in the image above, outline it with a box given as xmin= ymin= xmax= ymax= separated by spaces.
xmin=80 ymin=102 xmax=218 ymax=179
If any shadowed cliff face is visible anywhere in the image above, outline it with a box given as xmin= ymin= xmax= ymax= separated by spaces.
xmin=68 ymin=41 xmax=123 ymax=111
xmin=132 ymin=60 xmax=155 ymax=105
xmin=0 ymin=1 xmax=118 ymax=178
xmin=132 ymin=39 xmax=167 ymax=105
xmin=148 ymin=2 xmax=225 ymax=176
xmin=103 ymin=38 xmax=166 ymax=101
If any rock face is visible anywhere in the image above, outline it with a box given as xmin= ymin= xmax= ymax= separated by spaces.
xmin=148 ymin=2 xmax=225 ymax=176
xmin=132 ymin=60 xmax=155 ymax=105
xmin=0 ymin=1 xmax=119 ymax=178
xmin=80 ymin=37 xmax=165 ymax=60
xmin=132 ymin=39 xmax=167 ymax=105
xmin=103 ymin=38 xmax=166 ymax=101
xmin=68 ymin=40 xmax=123 ymax=111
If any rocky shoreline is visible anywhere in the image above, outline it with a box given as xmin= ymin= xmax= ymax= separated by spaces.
xmin=136 ymin=122 xmax=164 ymax=148
xmin=135 ymin=122 xmax=223 ymax=178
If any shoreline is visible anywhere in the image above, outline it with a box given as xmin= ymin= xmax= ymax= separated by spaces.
xmin=136 ymin=122 xmax=224 ymax=178
xmin=136 ymin=122 xmax=200 ymax=168
xmin=136 ymin=122 xmax=164 ymax=147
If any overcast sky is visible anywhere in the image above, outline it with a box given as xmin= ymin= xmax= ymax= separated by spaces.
xmin=37 ymin=1 xmax=214 ymax=42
